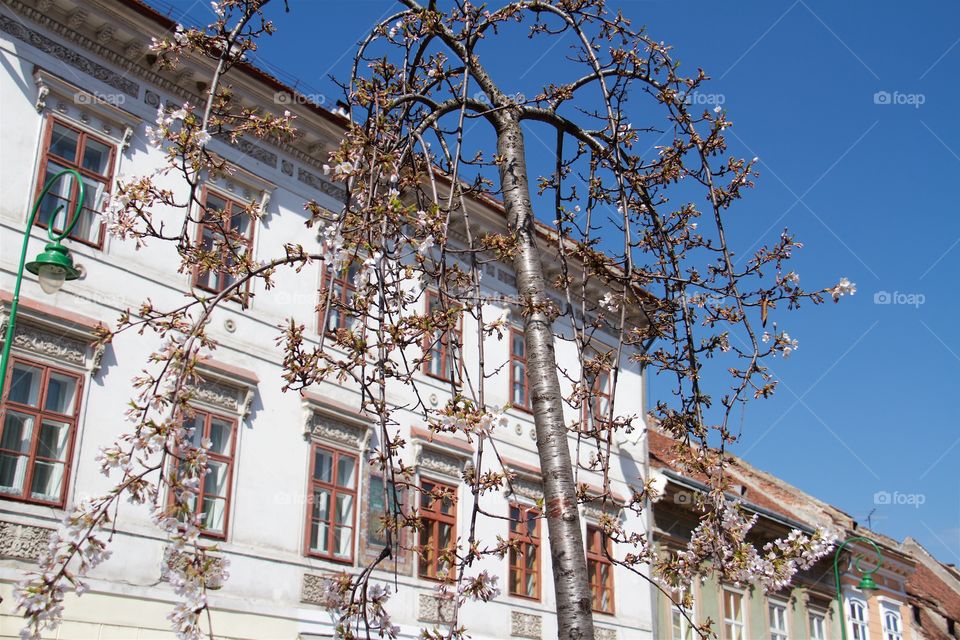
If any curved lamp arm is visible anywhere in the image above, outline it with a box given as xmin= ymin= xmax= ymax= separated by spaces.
xmin=834 ymin=536 xmax=883 ymax=640
xmin=0 ymin=169 xmax=86 ymax=400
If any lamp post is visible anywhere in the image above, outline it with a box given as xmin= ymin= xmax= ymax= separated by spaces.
xmin=0 ymin=169 xmax=85 ymax=399
xmin=834 ymin=536 xmax=883 ymax=640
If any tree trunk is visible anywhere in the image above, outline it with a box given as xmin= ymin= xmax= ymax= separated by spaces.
xmin=496 ymin=113 xmax=596 ymax=640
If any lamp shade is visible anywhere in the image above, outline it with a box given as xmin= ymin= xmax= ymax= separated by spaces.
xmin=857 ymin=573 xmax=879 ymax=598
xmin=25 ymin=242 xmax=80 ymax=294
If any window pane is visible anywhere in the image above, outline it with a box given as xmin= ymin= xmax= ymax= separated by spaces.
xmin=368 ymin=479 xmax=387 ymax=546
xmin=1 ymin=411 xmax=35 ymax=453
xmin=310 ymin=520 xmax=330 ymax=554
xmin=48 ymin=124 xmax=79 ymax=161
xmin=0 ymin=453 xmax=28 ymax=494
xmin=336 ymin=455 xmax=356 ymax=489
xmin=231 ymin=208 xmax=251 ymax=237
xmin=313 ymin=488 xmax=330 ymax=522
xmin=29 ymin=460 xmax=64 ymax=500
xmin=333 ymin=525 xmax=352 ymax=558
xmin=44 ymin=372 xmax=78 ymax=415
xmin=512 ymin=333 xmax=524 ymax=357
xmin=208 ymin=418 xmax=233 ymax=455
xmin=9 ymin=364 xmax=43 ymax=407
xmin=201 ymin=496 xmax=226 ymax=533
xmin=204 ymin=193 xmax=229 ymax=219
xmin=335 ymin=493 xmax=353 ymax=525
xmin=185 ymin=415 xmax=205 ymax=447
xmin=81 ymin=137 xmax=112 ymax=175
xmin=203 ymin=460 xmax=229 ymax=498
xmin=525 ymin=543 xmax=537 ymax=571
xmin=439 ymin=522 xmax=453 ymax=551
xmin=36 ymin=420 xmax=70 ymax=460
xmin=37 ymin=162 xmax=74 ymax=231
xmin=75 ymin=175 xmax=106 ymax=244
xmin=314 ymin=449 xmax=333 ymax=483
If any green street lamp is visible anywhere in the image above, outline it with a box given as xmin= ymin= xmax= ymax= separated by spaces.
xmin=0 ymin=169 xmax=85 ymax=399
xmin=834 ymin=536 xmax=883 ymax=640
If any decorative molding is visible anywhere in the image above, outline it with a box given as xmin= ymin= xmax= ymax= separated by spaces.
xmin=33 ymin=67 xmax=142 ymax=141
xmin=297 ymin=167 xmax=347 ymax=203
xmin=582 ymin=500 xmax=623 ymax=523
xmin=595 ymin=628 xmax=618 ymax=640
xmin=510 ymin=611 xmax=542 ymax=639
xmin=0 ymin=12 xmax=139 ymax=97
xmin=6 ymin=321 xmax=88 ymax=367
xmin=301 ymin=573 xmax=328 ymax=605
xmin=0 ymin=520 xmax=54 ymax=561
xmin=510 ymin=476 xmax=544 ymax=502
xmin=163 ymin=548 xmax=225 ymax=589
xmin=307 ymin=412 xmax=367 ymax=449
xmin=418 ymin=447 xmax=466 ymax=479
xmin=95 ymin=24 xmax=113 ymax=45
xmin=191 ymin=379 xmax=248 ymax=416
xmin=417 ymin=593 xmax=455 ymax=624
xmin=281 ymin=159 xmax=294 ymax=176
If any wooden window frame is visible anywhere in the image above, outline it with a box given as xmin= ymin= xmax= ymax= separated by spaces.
xmin=508 ymin=328 xmax=531 ymax=412
xmin=34 ymin=117 xmax=115 ymax=249
xmin=670 ymin=585 xmax=696 ymax=640
xmin=0 ymin=357 xmax=83 ymax=507
xmin=882 ymin=606 xmax=903 ymax=640
xmin=848 ymin=597 xmax=869 ymax=640
xmin=192 ymin=186 xmax=256 ymax=298
xmin=422 ymin=291 xmax=462 ymax=383
xmin=367 ymin=473 xmax=403 ymax=550
xmin=808 ymin=610 xmax=827 ymax=640
xmin=304 ymin=443 xmax=358 ymax=564
xmin=320 ymin=262 xmax=358 ymax=335
xmin=418 ymin=478 xmax=457 ymax=580
xmin=586 ymin=524 xmax=615 ymax=614
xmin=722 ymin=588 xmax=746 ymax=640
xmin=508 ymin=502 xmax=541 ymax=600
xmin=582 ymin=368 xmax=612 ymax=427
xmin=170 ymin=408 xmax=238 ymax=540
xmin=768 ymin=599 xmax=789 ymax=640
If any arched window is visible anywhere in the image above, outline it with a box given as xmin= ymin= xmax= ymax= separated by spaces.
xmin=883 ymin=607 xmax=903 ymax=640
xmin=848 ymin=598 xmax=869 ymax=640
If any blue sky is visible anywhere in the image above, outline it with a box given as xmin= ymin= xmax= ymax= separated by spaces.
xmin=156 ymin=0 xmax=960 ymax=564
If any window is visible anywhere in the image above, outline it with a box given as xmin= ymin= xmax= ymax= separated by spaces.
xmin=509 ymin=329 xmax=530 ymax=410
xmin=0 ymin=359 xmax=82 ymax=505
xmin=769 ymin=600 xmax=789 ymax=640
xmin=848 ymin=598 xmax=869 ymax=640
xmin=35 ymin=119 xmax=114 ymax=248
xmin=193 ymin=190 xmax=255 ymax=295
xmin=367 ymin=474 xmax=402 ymax=548
xmin=883 ymin=606 xmax=903 ymax=640
xmin=306 ymin=444 xmax=357 ymax=562
xmin=809 ymin=611 xmax=827 ymax=640
xmin=418 ymin=480 xmax=456 ymax=579
xmin=584 ymin=368 xmax=611 ymax=426
xmin=670 ymin=586 xmax=696 ymax=640
xmin=321 ymin=263 xmax=360 ymax=334
xmin=423 ymin=291 xmax=461 ymax=382
xmin=722 ymin=589 xmax=746 ymax=640
xmin=508 ymin=503 xmax=540 ymax=599
xmin=174 ymin=410 xmax=236 ymax=537
xmin=586 ymin=524 xmax=614 ymax=613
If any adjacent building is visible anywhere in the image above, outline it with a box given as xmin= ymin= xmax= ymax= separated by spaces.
xmin=648 ymin=427 xmax=920 ymax=640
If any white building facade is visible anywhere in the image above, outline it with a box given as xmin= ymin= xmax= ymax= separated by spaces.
xmin=0 ymin=1 xmax=653 ymax=638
